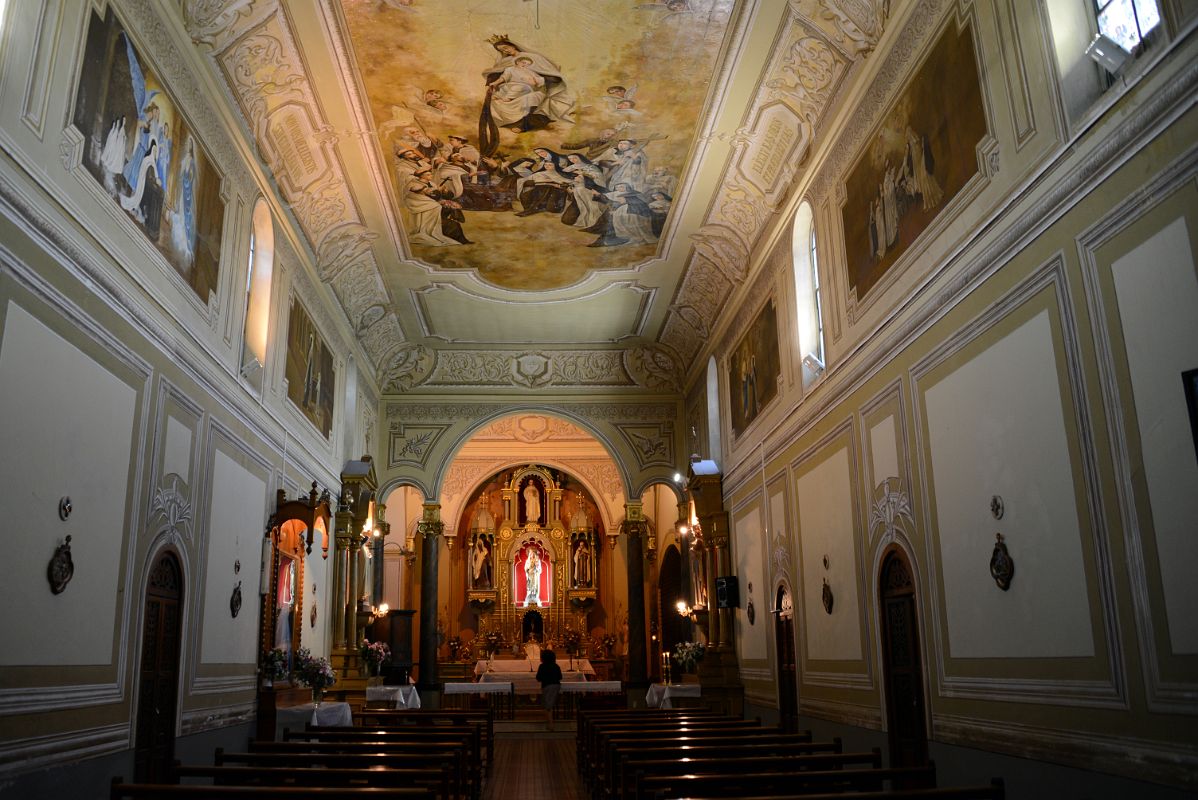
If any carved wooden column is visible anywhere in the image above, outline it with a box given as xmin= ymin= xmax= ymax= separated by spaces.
xmin=332 ymin=505 xmax=352 ymax=651
xmin=416 ymin=503 xmax=443 ymax=692
xmin=622 ymin=502 xmax=649 ymax=687
xmin=706 ymin=510 xmax=733 ymax=650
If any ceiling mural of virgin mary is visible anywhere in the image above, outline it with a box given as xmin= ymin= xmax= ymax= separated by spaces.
xmin=340 ymin=0 xmax=736 ymax=290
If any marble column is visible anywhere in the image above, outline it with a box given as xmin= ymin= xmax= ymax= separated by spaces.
xmin=416 ymin=503 xmax=442 ymax=691
xmin=623 ymin=504 xmax=648 ymax=687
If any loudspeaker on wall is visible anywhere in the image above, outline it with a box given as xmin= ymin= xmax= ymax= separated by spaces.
xmin=716 ymin=575 xmax=739 ymax=608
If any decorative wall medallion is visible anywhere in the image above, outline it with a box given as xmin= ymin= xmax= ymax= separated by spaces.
xmin=48 ymin=536 xmax=74 ymax=594
xmin=58 ymin=496 xmax=72 ymax=520
xmin=511 ymin=353 xmax=553 ymax=389
xmin=230 ymin=581 xmax=243 ymax=618
xmin=310 ymin=603 xmax=318 ymax=628
xmin=870 ymin=478 xmax=913 ymax=539
xmin=990 ymin=533 xmax=1014 ymax=591
xmin=746 ymin=581 xmax=756 ymax=625
xmin=990 ymin=495 xmax=1004 ymax=520
xmin=821 ymin=578 xmax=834 ymax=614
xmin=151 ymin=474 xmax=193 ymax=538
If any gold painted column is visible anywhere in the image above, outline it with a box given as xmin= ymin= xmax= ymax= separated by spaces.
xmin=705 ymin=510 xmax=733 ymax=650
xmin=622 ymin=502 xmax=649 ymax=687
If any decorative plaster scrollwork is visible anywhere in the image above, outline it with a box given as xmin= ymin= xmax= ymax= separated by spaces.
xmin=771 ymin=536 xmax=792 ymax=580
xmin=382 ymin=344 xmax=436 ymax=392
xmin=183 ymin=0 xmax=262 ymax=51
xmin=316 ymin=221 xmax=378 ymax=283
xmin=624 ymin=345 xmax=682 ymax=392
xmin=813 ymin=0 xmax=889 ymax=59
xmin=511 ymin=353 xmax=553 ymax=388
xmin=151 ymin=474 xmax=193 ymax=538
xmin=690 ymin=224 xmax=750 ymax=283
xmin=868 ymin=477 xmax=914 ymax=541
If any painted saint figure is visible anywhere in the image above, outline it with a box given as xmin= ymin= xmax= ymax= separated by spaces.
xmin=524 ymin=549 xmax=542 ymax=606
xmin=573 ymin=539 xmax=592 ymax=588
xmin=471 ymin=535 xmax=492 ymax=589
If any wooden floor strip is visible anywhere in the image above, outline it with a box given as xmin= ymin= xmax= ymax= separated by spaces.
xmin=484 ymin=735 xmax=584 ymax=800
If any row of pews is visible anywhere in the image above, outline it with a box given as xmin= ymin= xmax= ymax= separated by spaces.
xmin=577 ymin=708 xmax=1006 ymax=800
xmin=110 ymin=709 xmax=493 ymax=800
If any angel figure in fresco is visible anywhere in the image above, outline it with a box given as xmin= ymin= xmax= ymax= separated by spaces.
xmin=119 ymin=32 xmax=161 ymax=195
xmin=479 ymin=36 xmax=577 ymax=155
xmin=573 ymin=539 xmax=592 ymax=588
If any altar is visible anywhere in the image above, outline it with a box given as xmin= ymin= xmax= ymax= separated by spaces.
xmin=475 ymin=658 xmax=593 ymax=695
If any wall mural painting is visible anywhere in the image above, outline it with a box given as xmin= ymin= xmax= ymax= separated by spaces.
xmin=340 ymin=0 xmax=735 ymax=290
xmin=842 ymin=22 xmax=987 ymax=300
xmin=285 ymin=299 xmax=337 ymax=439
xmin=72 ymin=8 xmax=224 ymax=303
xmin=728 ymin=300 xmax=780 ymax=438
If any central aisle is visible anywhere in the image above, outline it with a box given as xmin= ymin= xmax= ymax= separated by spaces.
xmin=484 ymin=726 xmax=584 ymax=800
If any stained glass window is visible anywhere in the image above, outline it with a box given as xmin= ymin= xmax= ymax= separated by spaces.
xmin=1096 ymin=0 xmax=1161 ymax=52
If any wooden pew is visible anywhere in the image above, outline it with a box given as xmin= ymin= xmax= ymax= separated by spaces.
xmin=625 ymin=751 xmax=883 ymax=800
xmin=586 ymin=719 xmax=762 ymax=785
xmin=285 ymin=726 xmax=480 ymax=796
xmin=662 ymin=779 xmax=1006 ymax=800
xmin=169 ymin=763 xmax=451 ymax=800
xmin=246 ymin=741 xmax=472 ymax=800
xmin=576 ymin=710 xmax=724 ymax=769
xmin=353 ymin=709 xmax=494 ymax=772
xmin=613 ymin=739 xmax=844 ymax=800
xmin=110 ymin=779 xmax=433 ymax=799
xmin=636 ymin=763 xmax=939 ymax=800
xmin=591 ymin=724 xmax=779 ymax=793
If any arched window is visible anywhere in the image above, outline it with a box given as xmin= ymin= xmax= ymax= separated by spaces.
xmin=792 ymin=201 xmax=825 ymax=387
xmin=241 ymin=198 xmax=274 ymax=388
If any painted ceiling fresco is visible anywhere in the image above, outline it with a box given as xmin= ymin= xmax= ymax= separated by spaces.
xmin=341 ymin=0 xmax=736 ymax=291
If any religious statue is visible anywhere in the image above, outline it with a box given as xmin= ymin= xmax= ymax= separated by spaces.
xmin=523 ymin=480 xmax=541 ymax=523
xmin=471 ymin=535 xmax=492 ymax=589
xmin=524 ymin=548 xmax=542 ymax=606
xmin=572 ymin=539 xmax=592 ymax=588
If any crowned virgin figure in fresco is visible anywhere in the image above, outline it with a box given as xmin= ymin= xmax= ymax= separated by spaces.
xmin=479 ymin=35 xmax=577 ymax=154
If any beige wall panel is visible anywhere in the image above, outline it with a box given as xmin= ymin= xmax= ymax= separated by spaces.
xmin=164 ymin=414 xmax=193 ymax=484
xmin=306 ymin=540 xmax=333 ymax=656
xmin=869 ymin=414 xmax=899 ymax=488
xmin=734 ymin=503 xmax=767 ymax=661
xmin=924 ymin=308 xmax=1092 ymax=659
xmin=200 ymin=448 xmax=267 ymax=664
xmin=0 ymin=301 xmax=136 ymax=665
xmin=796 ymin=445 xmax=862 ymax=661
xmin=1110 ymin=216 xmax=1198 ymax=655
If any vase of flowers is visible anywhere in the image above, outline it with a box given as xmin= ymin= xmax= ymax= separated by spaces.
xmin=293 ymin=647 xmax=337 ymax=706
xmin=360 ymin=638 xmax=391 ymax=678
xmin=600 ymin=633 xmax=617 ymax=658
xmin=672 ymin=641 xmax=706 ymax=674
xmin=261 ymin=647 xmax=288 ymax=688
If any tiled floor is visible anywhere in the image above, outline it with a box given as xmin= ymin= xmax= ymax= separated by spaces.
xmin=484 ymin=725 xmax=584 ymax=800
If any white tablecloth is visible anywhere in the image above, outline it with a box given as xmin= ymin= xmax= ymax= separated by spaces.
xmin=365 ymin=685 xmax=421 ymax=709
xmin=442 ymin=681 xmax=512 ymax=695
xmin=645 ymin=683 xmax=701 ymax=709
xmin=473 ymin=658 xmax=595 ymax=676
xmin=276 ymin=700 xmax=352 ymax=735
xmin=560 ymin=680 xmax=622 ymax=694
xmin=478 ymin=669 xmax=589 ymax=695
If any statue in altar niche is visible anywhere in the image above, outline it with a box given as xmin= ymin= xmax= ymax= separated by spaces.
xmin=523 ymin=479 xmax=541 ymax=523
xmin=471 ymin=534 xmax=492 ymax=589
xmin=525 ymin=548 xmax=543 ymax=606
xmin=572 ymin=538 xmax=592 ymax=588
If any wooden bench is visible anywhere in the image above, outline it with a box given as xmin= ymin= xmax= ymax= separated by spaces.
xmin=662 ymin=780 xmax=1006 ymax=800
xmin=246 ymin=741 xmax=473 ymax=800
xmin=636 ymin=763 xmax=939 ymax=800
xmin=353 ymin=709 xmax=494 ymax=772
xmin=613 ymin=740 xmax=846 ymax=800
xmin=586 ymin=719 xmax=765 ymax=785
xmin=576 ymin=710 xmax=724 ymax=769
xmin=169 ymin=763 xmax=451 ymax=800
xmin=111 ymin=779 xmax=433 ymax=799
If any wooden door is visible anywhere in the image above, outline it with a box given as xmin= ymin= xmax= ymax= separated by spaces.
xmin=879 ymin=549 xmax=928 ymax=768
xmin=134 ymin=552 xmax=183 ymax=783
xmin=774 ymin=586 xmax=799 ymax=732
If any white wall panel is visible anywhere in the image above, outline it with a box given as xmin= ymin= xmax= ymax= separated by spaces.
xmin=200 ymin=449 xmax=267 ymax=664
xmin=164 ymin=414 xmax=192 ymax=483
xmin=0 ymin=302 xmax=135 ymax=665
xmin=1110 ymin=216 xmax=1198 ymax=654
xmin=925 ymin=309 xmax=1093 ymax=658
xmin=735 ymin=505 xmax=767 ymax=660
xmin=870 ymin=415 xmax=899 ymax=488
xmin=797 ymin=446 xmax=862 ymax=661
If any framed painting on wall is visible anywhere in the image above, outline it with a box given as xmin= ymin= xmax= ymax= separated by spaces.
xmin=841 ymin=21 xmax=988 ymax=301
xmin=72 ymin=7 xmax=225 ymax=304
xmin=729 ymin=300 xmax=780 ymax=437
xmin=285 ymin=299 xmax=336 ymax=439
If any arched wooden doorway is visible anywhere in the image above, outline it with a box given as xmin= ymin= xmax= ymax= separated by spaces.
xmin=658 ymin=545 xmax=688 ymax=671
xmin=774 ymin=584 xmax=799 ymax=731
xmin=879 ymin=547 xmax=928 ymax=767
xmin=134 ymin=551 xmax=183 ymax=783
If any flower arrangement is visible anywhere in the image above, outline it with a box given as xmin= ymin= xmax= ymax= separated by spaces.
xmin=562 ymin=628 xmax=582 ymax=656
xmin=484 ymin=631 xmax=502 ymax=658
xmin=360 ymin=638 xmax=391 ymax=675
xmin=600 ymin=633 xmax=617 ymax=656
xmin=672 ymin=641 xmax=706 ymax=673
xmin=261 ymin=647 xmax=289 ymax=684
xmin=293 ymin=648 xmax=337 ymax=692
